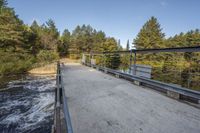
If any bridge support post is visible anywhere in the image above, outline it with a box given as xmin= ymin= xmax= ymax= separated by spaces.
xmin=133 ymin=52 xmax=137 ymax=75
xmin=115 ymin=74 xmax=120 ymax=78
xmin=167 ymin=90 xmax=180 ymax=99
xmin=134 ymin=80 xmax=141 ymax=86
xmin=104 ymin=68 xmax=108 ymax=73
xmin=81 ymin=54 xmax=86 ymax=65
xmin=129 ymin=50 xmax=133 ymax=74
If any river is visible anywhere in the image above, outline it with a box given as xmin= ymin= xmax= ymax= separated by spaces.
xmin=0 ymin=74 xmax=55 ymax=133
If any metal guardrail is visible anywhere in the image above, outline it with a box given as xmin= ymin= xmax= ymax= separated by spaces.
xmin=84 ymin=62 xmax=200 ymax=104
xmin=130 ymin=64 xmax=152 ymax=78
xmin=83 ymin=46 xmax=200 ymax=55
xmin=132 ymin=46 xmax=200 ymax=53
xmin=60 ymin=63 xmax=73 ymax=133
xmin=53 ymin=63 xmax=61 ymax=133
xmin=83 ymin=46 xmax=200 ymax=104
xmin=53 ymin=62 xmax=73 ymax=133
xmin=83 ymin=46 xmax=200 ymax=80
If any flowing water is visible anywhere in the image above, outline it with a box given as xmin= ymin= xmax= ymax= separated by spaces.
xmin=0 ymin=74 xmax=55 ymax=133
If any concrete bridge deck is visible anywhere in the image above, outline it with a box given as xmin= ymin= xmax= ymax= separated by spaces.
xmin=61 ymin=63 xmax=200 ymax=133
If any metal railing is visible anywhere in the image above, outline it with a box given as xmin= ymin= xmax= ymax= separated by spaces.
xmin=60 ymin=63 xmax=73 ymax=133
xmin=53 ymin=62 xmax=73 ymax=133
xmin=53 ymin=62 xmax=61 ymax=133
xmin=83 ymin=62 xmax=200 ymax=104
xmin=82 ymin=46 xmax=200 ymax=104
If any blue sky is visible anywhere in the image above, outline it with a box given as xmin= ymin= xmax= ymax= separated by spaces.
xmin=8 ymin=0 xmax=200 ymax=47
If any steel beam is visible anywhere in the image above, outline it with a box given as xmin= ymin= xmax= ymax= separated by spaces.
xmin=86 ymin=46 xmax=200 ymax=55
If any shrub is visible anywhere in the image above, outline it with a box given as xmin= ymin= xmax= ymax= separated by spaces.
xmin=36 ymin=50 xmax=59 ymax=63
xmin=0 ymin=50 xmax=36 ymax=75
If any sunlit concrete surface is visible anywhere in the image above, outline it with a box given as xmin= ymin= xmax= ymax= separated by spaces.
xmin=61 ymin=63 xmax=200 ymax=133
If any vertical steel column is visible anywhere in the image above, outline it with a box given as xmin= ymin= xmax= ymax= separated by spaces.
xmin=89 ymin=52 xmax=92 ymax=66
xmin=91 ymin=53 xmax=94 ymax=67
xmin=133 ymin=51 xmax=137 ymax=75
xmin=101 ymin=54 xmax=104 ymax=67
xmin=188 ymin=68 xmax=191 ymax=88
xmin=129 ymin=50 xmax=133 ymax=74
xmin=103 ymin=53 xmax=105 ymax=68
xmin=81 ymin=53 xmax=84 ymax=64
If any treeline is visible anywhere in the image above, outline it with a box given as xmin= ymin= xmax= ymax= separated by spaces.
xmin=0 ymin=0 xmax=60 ymax=75
xmin=132 ymin=17 xmax=200 ymax=90
xmin=134 ymin=17 xmax=200 ymax=49
xmin=133 ymin=16 xmax=200 ymax=65
xmin=58 ymin=24 xmax=122 ymax=57
xmin=0 ymin=0 xmax=121 ymax=75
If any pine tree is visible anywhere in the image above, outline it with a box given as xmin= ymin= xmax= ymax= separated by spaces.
xmin=134 ymin=16 xmax=165 ymax=49
xmin=102 ymin=38 xmax=121 ymax=68
xmin=30 ymin=20 xmax=40 ymax=32
xmin=93 ymin=31 xmax=106 ymax=52
xmin=117 ymin=39 xmax=120 ymax=47
xmin=58 ymin=29 xmax=71 ymax=56
xmin=0 ymin=1 xmax=24 ymax=51
xmin=37 ymin=19 xmax=60 ymax=51
xmin=46 ymin=19 xmax=59 ymax=38
xmin=117 ymin=39 xmax=123 ymax=50
xmin=126 ymin=40 xmax=130 ymax=50
xmin=0 ymin=0 xmax=7 ymax=9
xmin=61 ymin=29 xmax=70 ymax=43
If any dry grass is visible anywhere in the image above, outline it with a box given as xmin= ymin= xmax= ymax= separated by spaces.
xmin=28 ymin=63 xmax=57 ymax=74
xmin=28 ymin=58 xmax=81 ymax=74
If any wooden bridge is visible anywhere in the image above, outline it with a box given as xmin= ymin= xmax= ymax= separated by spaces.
xmin=52 ymin=46 xmax=200 ymax=133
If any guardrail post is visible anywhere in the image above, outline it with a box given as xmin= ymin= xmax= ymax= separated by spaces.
xmin=89 ymin=52 xmax=92 ymax=66
xmin=133 ymin=51 xmax=137 ymax=75
xmin=91 ymin=53 xmax=95 ymax=68
xmin=81 ymin=53 xmax=86 ymax=65
xmin=129 ymin=50 xmax=133 ymax=74
xmin=103 ymin=53 xmax=106 ymax=68
xmin=167 ymin=90 xmax=180 ymax=99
